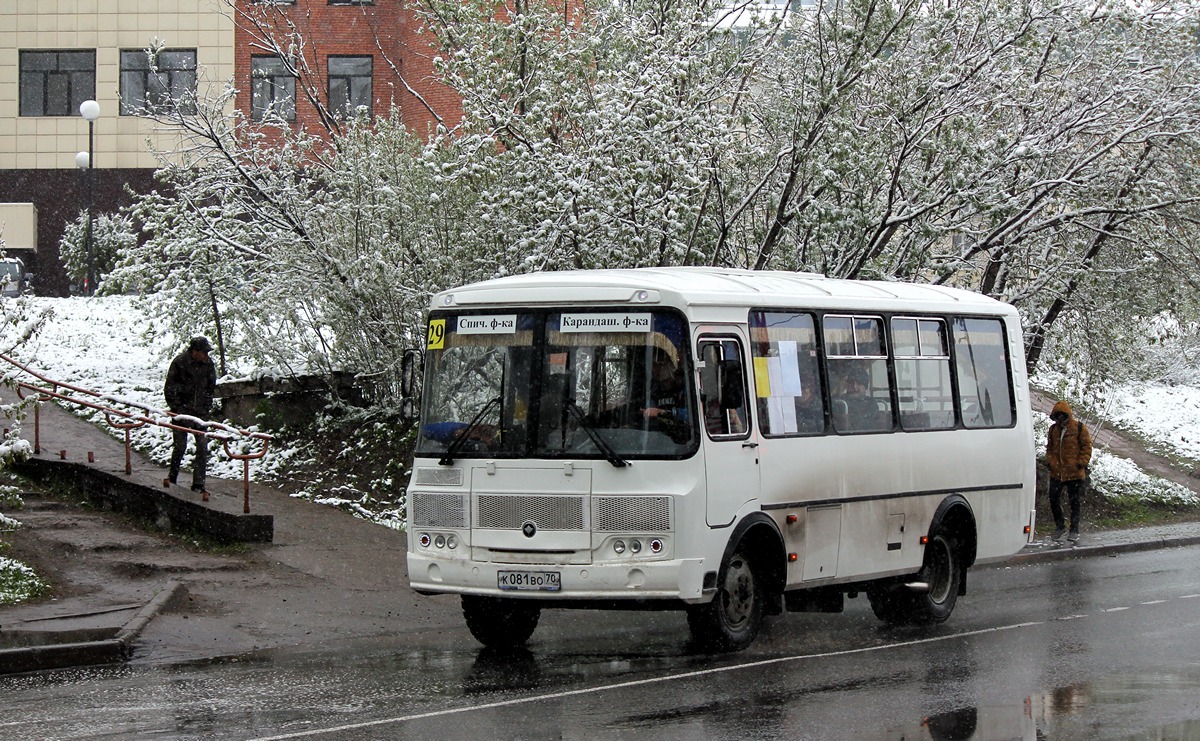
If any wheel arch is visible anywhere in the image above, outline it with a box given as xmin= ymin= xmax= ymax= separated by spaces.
xmin=719 ymin=511 xmax=786 ymax=614
xmin=929 ymin=494 xmax=978 ymax=569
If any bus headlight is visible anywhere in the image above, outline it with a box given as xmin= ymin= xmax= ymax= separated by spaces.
xmin=447 ymin=534 xmax=458 ymax=550
xmin=613 ymin=540 xmax=626 ymax=554
xmin=649 ymin=538 xmax=664 ymax=554
xmin=419 ymin=533 xmax=431 ymax=547
xmin=434 ymin=534 xmax=446 ymax=548
xmin=630 ymin=539 xmax=642 ymax=554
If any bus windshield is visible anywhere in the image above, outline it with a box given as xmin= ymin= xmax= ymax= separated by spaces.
xmin=416 ymin=309 xmax=696 ymax=461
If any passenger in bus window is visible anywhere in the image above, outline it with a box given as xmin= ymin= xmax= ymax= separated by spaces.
xmin=832 ymin=364 xmax=877 ymax=431
xmin=793 ymin=375 xmax=824 ymax=433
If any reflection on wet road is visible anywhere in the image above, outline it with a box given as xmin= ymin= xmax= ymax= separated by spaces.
xmin=2 ymin=547 xmax=1199 ymax=740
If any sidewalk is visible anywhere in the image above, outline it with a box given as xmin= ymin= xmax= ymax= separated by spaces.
xmin=1012 ymin=521 xmax=1200 ymax=564
xmin=2 ymin=401 xmax=463 ymax=674
xmin=3 ymin=401 xmax=1200 ymax=675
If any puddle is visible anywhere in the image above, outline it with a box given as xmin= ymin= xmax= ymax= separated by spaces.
xmin=881 ymin=671 xmax=1200 ymax=740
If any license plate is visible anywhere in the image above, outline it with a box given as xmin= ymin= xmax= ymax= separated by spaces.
xmin=497 ymin=570 xmax=561 ymax=592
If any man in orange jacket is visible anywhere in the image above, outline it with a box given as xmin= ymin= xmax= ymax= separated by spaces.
xmin=1046 ymin=400 xmax=1093 ymax=542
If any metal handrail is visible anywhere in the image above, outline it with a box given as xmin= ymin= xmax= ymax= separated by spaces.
xmin=1 ymin=352 xmax=272 ymax=513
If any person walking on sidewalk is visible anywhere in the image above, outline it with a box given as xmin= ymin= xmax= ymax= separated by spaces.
xmin=1046 ymin=400 xmax=1093 ymax=543
xmin=165 ymin=337 xmax=217 ymax=492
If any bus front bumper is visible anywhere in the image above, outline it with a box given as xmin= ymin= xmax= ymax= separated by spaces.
xmin=407 ymin=554 xmax=709 ymax=603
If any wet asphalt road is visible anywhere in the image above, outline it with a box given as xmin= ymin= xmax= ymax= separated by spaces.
xmin=3 ymin=546 xmax=1199 ymax=740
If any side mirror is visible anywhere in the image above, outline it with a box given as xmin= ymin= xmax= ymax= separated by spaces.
xmin=400 ymin=398 xmax=417 ymax=420
xmin=400 ymin=349 xmax=422 ymax=412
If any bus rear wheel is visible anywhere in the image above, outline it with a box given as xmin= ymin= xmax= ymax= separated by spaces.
xmin=912 ymin=532 xmax=960 ymax=623
xmin=867 ymin=532 xmax=960 ymax=625
xmin=687 ymin=547 xmax=763 ymax=652
xmin=462 ymin=595 xmax=541 ymax=648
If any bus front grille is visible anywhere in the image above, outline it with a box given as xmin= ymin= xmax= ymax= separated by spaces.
xmin=412 ymin=492 xmax=469 ymax=528
xmin=476 ymin=494 xmax=585 ymax=530
xmin=594 ymin=496 xmax=672 ymax=532
xmin=413 ymin=467 xmax=464 ymax=486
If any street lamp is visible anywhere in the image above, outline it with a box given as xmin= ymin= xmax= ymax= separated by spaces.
xmin=78 ymin=99 xmax=100 ymax=295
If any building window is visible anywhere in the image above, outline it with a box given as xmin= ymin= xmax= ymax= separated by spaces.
xmin=251 ymin=56 xmax=296 ymax=122
xmin=329 ymin=0 xmax=374 ymax=4
xmin=19 ymin=50 xmax=96 ymax=117
xmin=328 ymin=56 xmax=373 ymax=118
xmin=120 ymin=49 xmax=197 ymax=115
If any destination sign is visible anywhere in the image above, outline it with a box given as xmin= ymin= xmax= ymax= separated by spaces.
xmin=560 ymin=313 xmax=652 ymax=333
xmin=456 ymin=315 xmax=518 ymax=334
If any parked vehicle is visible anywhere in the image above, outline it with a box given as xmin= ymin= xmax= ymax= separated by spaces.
xmin=0 ymin=257 xmax=28 ymax=297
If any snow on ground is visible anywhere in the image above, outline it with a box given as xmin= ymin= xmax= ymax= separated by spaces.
xmin=1101 ymin=384 xmax=1200 ymax=462
xmin=7 ymin=295 xmax=287 ymax=483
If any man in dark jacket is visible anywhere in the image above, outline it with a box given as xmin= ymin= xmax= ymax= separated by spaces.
xmin=165 ymin=337 xmax=218 ymax=492
xmin=1046 ymin=400 xmax=1093 ymax=543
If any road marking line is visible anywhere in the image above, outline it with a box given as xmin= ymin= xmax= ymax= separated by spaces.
xmin=246 ymin=620 xmax=1046 ymax=741
xmin=1140 ymin=600 xmax=1167 ymax=605
xmin=1102 ymin=606 xmax=1131 ymax=612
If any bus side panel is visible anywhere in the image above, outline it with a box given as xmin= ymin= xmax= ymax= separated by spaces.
xmin=759 ymin=424 xmax=1034 ymax=590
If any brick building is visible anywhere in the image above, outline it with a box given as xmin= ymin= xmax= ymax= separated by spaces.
xmin=1 ymin=0 xmax=461 ymax=295
xmin=234 ymin=0 xmax=461 ymax=141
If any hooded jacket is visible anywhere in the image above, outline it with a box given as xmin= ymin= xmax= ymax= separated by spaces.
xmin=1046 ymin=400 xmax=1092 ymax=482
xmin=164 ymin=349 xmax=217 ymax=417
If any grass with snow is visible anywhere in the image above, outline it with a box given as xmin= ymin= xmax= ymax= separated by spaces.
xmin=0 ymin=555 xmax=49 ymax=605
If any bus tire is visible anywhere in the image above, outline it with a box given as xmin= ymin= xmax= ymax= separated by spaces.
xmin=867 ymin=532 xmax=960 ymax=625
xmin=911 ymin=532 xmax=960 ymax=623
xmin=866 ymin=585 xmax=911 ymax=624
xmin=462 ymin=595 xmax=541 ymax=648
xmin=686 ymin=546 xmax=764 ymax=652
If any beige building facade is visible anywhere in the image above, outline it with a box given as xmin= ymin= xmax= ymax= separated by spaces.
xmin=0 ymin=0 xmax=234 ymax=293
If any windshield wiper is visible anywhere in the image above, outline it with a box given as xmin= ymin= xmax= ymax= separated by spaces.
xmin=566 ymin=400 xmax=629 ymax=468
xmin=439 ymin=395 xmax=502 ymax=466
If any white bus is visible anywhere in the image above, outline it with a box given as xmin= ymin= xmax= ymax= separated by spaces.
xmin=406 ymin=268 xmax=1036 ymax=651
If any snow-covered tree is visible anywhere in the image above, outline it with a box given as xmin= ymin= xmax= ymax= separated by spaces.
xmin=59 ymin=211 xmax=138 ymax=293
xmin=112 ymin=0 xmax=1200 ymax=398
xmin=416 ymin=0 xmax=774 ymax=271
xmin=735 ymin=0 xmax=1200 ymax=374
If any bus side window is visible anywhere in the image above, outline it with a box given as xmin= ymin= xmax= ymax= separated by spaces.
xmin=698 ymin=339 xmax=749 ymax=438
xmin=749 ymin=310 xmax=826 ymax=437
xmin=953 ymin=318 xmax=1015 ymax=429
xmin=824 ymin=315 xmax=892 ymax=434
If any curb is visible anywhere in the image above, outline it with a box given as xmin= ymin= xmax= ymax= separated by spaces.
xmin=1007 ymin=534 xmax=1200 ymax=565
xmin=0 ymin=580 xmax=185 ymax=676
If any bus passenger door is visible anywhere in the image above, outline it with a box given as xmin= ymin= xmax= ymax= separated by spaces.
xmin=696 ymin=332 xmax=759 ymax=527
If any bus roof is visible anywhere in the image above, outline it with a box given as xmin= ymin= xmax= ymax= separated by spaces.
xmin=433 ymin=267 xmax=1013 ymax=316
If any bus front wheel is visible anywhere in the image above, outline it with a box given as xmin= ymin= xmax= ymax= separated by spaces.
xmin=687 ymin=547 xmax=764 ymax=652
xmin=462 ymin=595 xmax=541 ymax=648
